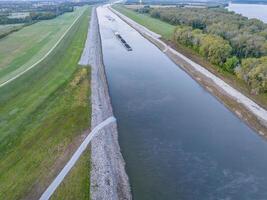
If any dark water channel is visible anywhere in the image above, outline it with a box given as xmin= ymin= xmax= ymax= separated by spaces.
xmin=98 ymin=6 xmax=267 ymax=200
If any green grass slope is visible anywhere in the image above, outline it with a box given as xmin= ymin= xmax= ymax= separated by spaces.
xmin=0 ymin=6 xmax=86 ymax=85
xmin=51 ymin=149 xmax=91 ymax=200
xmin=0 ymin=24 xmax=24 ymax=39
xmin=113 ymin=5 xmax=175 ymax=39
xmin=0 ymin=6 xmax=91 ymax=200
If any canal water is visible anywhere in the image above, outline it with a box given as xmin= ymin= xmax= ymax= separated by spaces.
xmin=97 ymin=6 xmax=267 ymax=200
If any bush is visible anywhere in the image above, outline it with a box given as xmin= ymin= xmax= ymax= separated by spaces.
xmin=224 ymin=56 xmax=239 ymax=73
xmin=174 ymin=26 xmax=232 ymax=66
xmin=237 ymin=57 xmax=267 ymax=94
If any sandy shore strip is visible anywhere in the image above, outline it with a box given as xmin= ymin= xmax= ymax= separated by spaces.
xmin=79 ymin=7 xmax=131 ymax=200
xmin=110 ymin=6 xmax=267 ymax=136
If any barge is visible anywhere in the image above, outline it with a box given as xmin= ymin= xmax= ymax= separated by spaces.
xmin=115 ymin=32 xmax=132 ymax=51
xmin=105 ymin=15 xmax=115 ymax=21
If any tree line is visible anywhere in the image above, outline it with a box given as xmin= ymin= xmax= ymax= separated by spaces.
xmin=0 ymin=24 xmax=25 ymax=39
xmin=0 ymin=4 xmax=74 ymax=25
xmin=136 ymin=7 xmax=267 ymax=94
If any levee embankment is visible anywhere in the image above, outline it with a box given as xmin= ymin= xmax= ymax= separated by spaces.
xmin=80 ymin=7 xmax=131 ymax=200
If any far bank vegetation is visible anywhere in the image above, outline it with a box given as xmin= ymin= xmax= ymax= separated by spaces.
xmin=136 ymin=6 xmax=267 ymax=95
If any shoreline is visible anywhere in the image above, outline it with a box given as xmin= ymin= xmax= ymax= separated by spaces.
xmin=80 ymin=7 xmax=131 ymax=200
xmin=110 ymin=6 xmax=267 ymax=137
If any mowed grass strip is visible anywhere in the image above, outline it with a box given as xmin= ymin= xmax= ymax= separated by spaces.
xmin=113 ymin=5 xmax=175 ymax=39
xmin=0 ymin=7 xmax=91 ymax=200
xmin=0 ymin=6 xmax=86 ymax=84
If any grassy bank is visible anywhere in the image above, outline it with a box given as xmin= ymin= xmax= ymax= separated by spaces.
xmin=0 ymin=6 xmax=86 ymax=85
xmin=113 ymin=5 xmax=175 ymax=39
xmin=0 ymin=6 xmax=91 ymax=200
xmin=113 ymin=5 xmax=267 ymax=108
xmin=51 ymin=149 xmax=91 ymax=200
xmin=0 ymin=24 xmax=25 ymax=39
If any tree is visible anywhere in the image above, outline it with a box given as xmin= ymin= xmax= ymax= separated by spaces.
xmin=199 ymin=34 xmax=232 ymax=66
xmin=237 ymin=56 xmax=267 ymax=94
xmin=224 ymin=56 xmax=239 ymax=73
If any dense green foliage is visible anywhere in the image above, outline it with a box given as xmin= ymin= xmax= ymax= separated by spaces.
xmin=237 ymin=56 xmax=267 ymax=94
xmin=173 ymin=27 xmax=233 ymax=66
xmin=224 ymin=56 xmax=240 ymax=73
xmin=147 ymin=7 xmax=267 ymax=58
xmin=0 ymin=7 xmax=91 ymax=199
xmin=135 ymin=6 xmax=267 ymax=94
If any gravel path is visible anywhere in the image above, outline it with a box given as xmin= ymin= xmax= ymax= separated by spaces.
xmin=110 ymin=6 xmax=267 ymax=134
xmin=82 ymin=7 xmax=131 ymax=200
xmin=39 ymin=117 xmax=116 ymax=200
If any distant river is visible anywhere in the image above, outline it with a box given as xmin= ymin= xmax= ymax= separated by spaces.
xmin=228 ymin=3 xmax=267 ymax=23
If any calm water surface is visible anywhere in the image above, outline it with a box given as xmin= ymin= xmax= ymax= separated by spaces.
xmin=98 ymin=6 xmax=267 ymax=200
xmin=228 ymin=3 xmax=267 ymax=23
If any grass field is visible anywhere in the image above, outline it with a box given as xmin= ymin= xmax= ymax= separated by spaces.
xmin=0 ymin=6 xmax=86 ymax=85
xmin=113 ymin=5 xmax=267 ymax=108
xmin=113 ymin=5 xmax=175 ymax=39
xmin=51 ymin=149 xmax=91 ymax=200
xmin=0 ymin=6 xmax=92 ymax=200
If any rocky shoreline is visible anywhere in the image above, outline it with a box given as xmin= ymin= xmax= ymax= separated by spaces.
xmin=80 ymin=7 xmax=131 ymax=200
